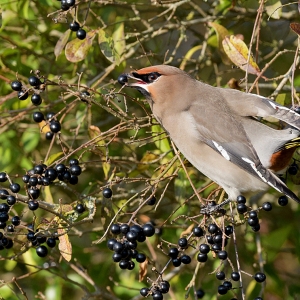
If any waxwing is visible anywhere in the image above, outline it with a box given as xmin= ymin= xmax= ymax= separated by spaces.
xmin=118 ymin=65 xmax=300 ymax=206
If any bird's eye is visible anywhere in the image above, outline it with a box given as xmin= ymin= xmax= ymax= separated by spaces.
xmin=147 ymin=73 xmax=159 ymax=82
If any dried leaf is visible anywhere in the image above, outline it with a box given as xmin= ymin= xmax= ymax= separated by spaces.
xmin=98 ymin=28 xmax=120 ymax=65
xmin=222 ymin=35 xmax=260 ymax=75
xmin=180 ymin=223 xmax=194 ymax=237
xmin=65 ymin=31 xmax=96 ymax=63
xmin=58 ymin=228 xmax=72 ymax=262
xmin=290 ymin=23 xmax=300 ymax=35
xmin=208 ymin=22 xmax=231 ymax=65
xmin=54 ymin=29 xmax=71 ymax=59
xmin=139 ymin=259 xmax=148 ymax=282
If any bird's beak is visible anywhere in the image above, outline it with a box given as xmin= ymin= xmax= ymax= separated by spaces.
xmin=118 ymin=72 xmax=150 ymax=94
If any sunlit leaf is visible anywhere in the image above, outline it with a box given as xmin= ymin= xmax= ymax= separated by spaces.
xmin=265 ymin=0 xmax=282 ymax=19
xmin=44 ymin=152 xmax=64 ymax=166
xmin=112 ymin=19 xmax=125 ymax=60
xmin=65 ymin=30 xmax=96 ymax=62
xmin=222 ymin=35 xmax=260 ymax=75
xmin=151 ymin=124 xmax=172 ymax=154
xmin=98 ymin=28 xmax=120 ymax=65
xmin=54 ymin=29 xmax=71 ymax=59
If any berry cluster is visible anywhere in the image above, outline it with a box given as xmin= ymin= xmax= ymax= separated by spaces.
xmin=168 ymin=236 xmax=192 ymax=267
xmin=26 ymin=224 xmax=57 ymax=257
xmin=11 ymin=75 xmax=45 ymax=106
xmin=22 ymin=159 xmax=82 ymax=201
xmin=140 ymin=280 xmax=170 ymax=300
xmin=215 ymin=270 xmax=240 ymax=295
xmin=69 ymin=21 xmax=87 ymax=40
xmin=107 ymin=223 xmax=155 ymax=271
xmin=33 ymin=111 xmax=62 ymax=140
xmin=0 ymin=158 xmax=82 ymax=258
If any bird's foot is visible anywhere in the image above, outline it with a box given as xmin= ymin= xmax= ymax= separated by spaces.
xmin=200 ymin=198 xmax=232 ymax=215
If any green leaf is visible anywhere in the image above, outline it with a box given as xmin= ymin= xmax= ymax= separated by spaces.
xmin=44 ymin=152 xmax=64 ymax=166
xmin=98 ymin=28 xmax=120 ymax=65
xmin=65 ymin=30 xmax=96 ymax=62
xmin=21 ymin=129 xmax=40 ymax=153
xmin=151 ymin=124 xmax=172 ymax=154
xmin=112 ymin=20 xmax=125 ymax=60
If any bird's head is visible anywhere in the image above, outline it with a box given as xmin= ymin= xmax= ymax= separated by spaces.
xmin=118 ymin=65 xmax=191 ymax=103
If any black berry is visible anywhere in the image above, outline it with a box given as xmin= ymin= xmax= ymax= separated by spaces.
xmin=70 ymin=21 xmax=80 ymax=31
xmin=76 ymin=28 xmax=86 ymax=40
xmin=18 ymin=90 xmax=29 ymax=100
xmin=10 ymin=183 xmax=20 ymax=193
xmin=199 ymin=244 xmax=210 ymax=254
xmin=142 ymin=223 xmax=155 ymax=237
xmin=278 ymin=195 xmax=288 ymax=206
xmin=262 ymin=202 xmax=272 ymax=211
xmin=231 ymin=271 xmax=240 ymax=281
xmin=254 ymin=272 xmax=266 ymax=283
xmin=180 ymin=254 xmax=191 ymax=264
xmin=36 ymin=245 xmax=48 ymax=257
xmin=46 ymin=238 xmax=56 ymax=248
xmin=0 ymin=172 xmax=7 ymax=182
xmin=28 ymin=76 xmax=41 ymax=87
xmin=147 ymin=196 xmax=156 ymax=205
xmin=11 ymin=216 xmax=20 ymax=226
xmin=50 ymin=121 xmax=61 ymax=133
xmin=193 ymin=226 xmax=203 ymax=237
xmin=237 ymin=195 xmax=246 ymax=203
xmin=178 ymin=237 xmax=188 ymax=248
xmin=168 ymin=247 xmax=179 ymax=258
xmin=33 ymin=112 xmax=44 ymax=123
xmin=216 ymin=271 xmax=225 ymax=280
xmin=103 ymin=187 xmax=112 ymax=198
xmin=31 ymin=94 xmax=42 ymax=105
xmin=75 ymin=203 xmax=85 ymax=213
xmin=217 ymin=285 xmax=227 ymax=295
xmin=28 ymin=200 xmax=39 ymax=210
xmin=11 ymin=81 xmax=22 ymax=91
xmin=110 ymin=224 xmax=121 ymax=235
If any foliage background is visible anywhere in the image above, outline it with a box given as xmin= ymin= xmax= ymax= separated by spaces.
xmin=0 ymin=0 xmax=300 ymax=299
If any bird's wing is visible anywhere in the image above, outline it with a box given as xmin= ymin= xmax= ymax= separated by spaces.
xmin=217 ymin=87 xmax=300 ymax=129
xmin=188 ymin=93 xmax=300 ymax=203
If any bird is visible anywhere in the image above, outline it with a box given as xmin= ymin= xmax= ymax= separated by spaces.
xmin=118 ymin=65 xmax=300 ymax=210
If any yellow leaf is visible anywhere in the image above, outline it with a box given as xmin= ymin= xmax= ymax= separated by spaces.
xmin=39 ymin=120 xmax=50 ymax=134
xmin=58 ymin=228 xmax=72 ymax=262
xmin=180 ymin=45 xmax=202 ymax=70
xmin=222 ymin=35 xmax=260 ymax=75
xmin=65 ymin=31 xmax=96 ymax=63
